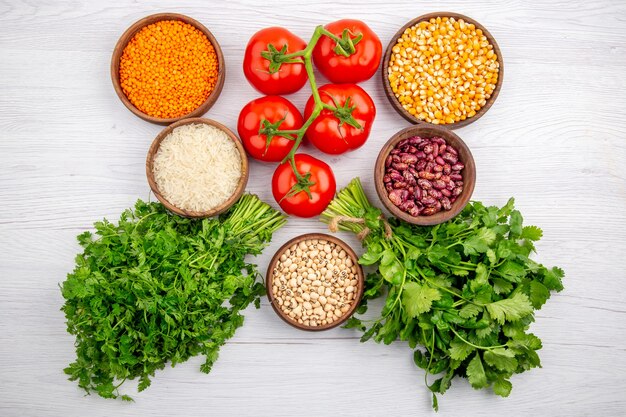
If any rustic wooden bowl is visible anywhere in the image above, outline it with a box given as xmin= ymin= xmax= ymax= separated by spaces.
xmin=146 ymin=117 xmax=248 ymax=218
xmin=374 ymin=125 xmax=476 ymax=226
xmin=382 ymin=12 xmax=503 ymax=129
xmin=110 ymin=13 xmax=225 ymax=125
xmin=266 ymin=233 xmax=365 ymax=331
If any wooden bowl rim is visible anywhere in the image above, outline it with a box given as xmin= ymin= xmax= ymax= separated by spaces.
xmin=110 ymin=12 xmax=225 ymax=125
xmin=374 ymin=125 xmax=476 ymax=226
xmin=382 ymin=12 xmax=504 ymax=129
xmin=266 ymin=233 xmax=365 ymax=332
xmin=146 ymin=117 xmax=249 ymax=218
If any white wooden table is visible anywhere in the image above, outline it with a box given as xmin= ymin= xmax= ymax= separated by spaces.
xmin=1 ymin=1 xmax=625 ymax=415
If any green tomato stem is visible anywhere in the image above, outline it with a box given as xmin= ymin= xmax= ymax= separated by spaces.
xmin=275 ymin=25 xmax=353 ymax=198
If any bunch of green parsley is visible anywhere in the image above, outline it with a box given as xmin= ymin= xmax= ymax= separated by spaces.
xmin=321 ymin=178 xmax=564 ymax=410
xmin=61 ymin=195 xmax=285 ymax=400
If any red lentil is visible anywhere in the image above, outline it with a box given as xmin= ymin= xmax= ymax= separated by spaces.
xmin=119 ymin=20 xmax=218 ymax=119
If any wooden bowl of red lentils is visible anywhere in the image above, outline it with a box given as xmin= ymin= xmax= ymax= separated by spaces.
xmin=111 ymin=13 xmax=225 ymax=125
xmin=383 ymin=12 xmax=503 ymax=129
xmin=266 ymin=233 xmax=364 ymax=331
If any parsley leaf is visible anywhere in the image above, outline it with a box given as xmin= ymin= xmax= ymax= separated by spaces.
xmin=61 ymin=196 xmax=285 ymax=399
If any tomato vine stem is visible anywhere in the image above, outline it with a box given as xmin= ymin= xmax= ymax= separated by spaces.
xmin=262 ymin=25 xmax=359 ymax=198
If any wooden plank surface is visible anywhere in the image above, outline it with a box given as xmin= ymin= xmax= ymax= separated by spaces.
xmin=1 ymin=0 xmax=625 ymax=415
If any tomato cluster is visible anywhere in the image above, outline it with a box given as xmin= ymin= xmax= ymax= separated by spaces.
xmin=239 ymin=20 xmax=381 ymax=217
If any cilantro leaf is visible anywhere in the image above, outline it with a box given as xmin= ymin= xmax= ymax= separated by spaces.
xmin=529 ymin=280 xmax=550 ymax=309
xmin=449 ymin=337 xmax=475 ymax=361
xmin=459 ymin=303 xmax=482 ymax=319
xmin=521 ymin=225 xmax=543 ymax=241
xmin=483 ymin=348 xmax=518 ymax=372
xmin=467 ymin=353 xmax=488 ymax=389
xmin=509 ymin=210 xmax=523 ymax=238
xmin=493 ymin=378 xmax=512 ymax=397
xmin=486 ymin=293 xmax=534 ymax=324
xmin=463 ymin=228 xmax=497 ymax=256
xmin=402 ymin=283 xmax=441 ymax=318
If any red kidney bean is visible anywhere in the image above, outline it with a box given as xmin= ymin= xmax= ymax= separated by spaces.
xmin=408 ymin=205 xmax=421 ymax=216
xmin=400 ymin=153 xmax=418 ymax=164
xmin=390 ymin=172 xmax=404 ymax=182
xmin=384 ymin=135 xmax=465 ymax=217
xmin=451 ymin=162 xmax=464 ymax=171
xmin=388 ymin=189 xmax=408 ymax=206
xmin=429 ymin=189 xmax=442 ymax=199
xmin=403 ymin=170 xmax=416 ymax=185
xmin=417 ymin=178 xmax=432 ymax=189
xmin=409 ymin=137 xmax=424 ymax=146
xmin=442 ymin=152 xmax=458 ymax=164
xmin=401 ymin=200 xmax=416 ymax=212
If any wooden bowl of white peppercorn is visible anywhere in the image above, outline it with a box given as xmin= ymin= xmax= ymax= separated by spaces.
xmin=266 ymin=233 xmax=364 ymax=331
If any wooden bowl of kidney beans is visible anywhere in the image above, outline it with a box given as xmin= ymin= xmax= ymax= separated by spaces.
xmin=374 ymin=125 xmax=476 ymax=225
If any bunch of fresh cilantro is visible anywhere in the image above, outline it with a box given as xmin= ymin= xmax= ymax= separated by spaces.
xmin=321 ymin=178 xmax=564 ymax=410
xmin=61 ymin=195 xmax=285 ymax=400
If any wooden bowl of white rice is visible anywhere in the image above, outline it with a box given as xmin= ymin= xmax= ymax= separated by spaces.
xmin=146 ymin=118 xmax=249 ymax=218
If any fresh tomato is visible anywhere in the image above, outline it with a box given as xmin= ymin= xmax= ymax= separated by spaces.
xmin=312 ymin=19 xmax=382 ymax=83
xmin=237 ymin=96 xmax=303 ymax=162
xmin=272 ymin=154 xmax=336 ymax=217
xmin=303 ymin=83 xmax=376 ymax=155
xmin=243 ymin=27 xmax=308 ymax=95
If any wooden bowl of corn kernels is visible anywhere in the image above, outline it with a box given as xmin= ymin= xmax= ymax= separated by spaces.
xmin=382 ymin=12 xmax=503 ymax=129
xmin=266 ymin=233 xmax=364 ymax=331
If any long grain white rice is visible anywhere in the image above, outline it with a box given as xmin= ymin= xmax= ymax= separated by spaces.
xmin=153 ymin=123 xmax=242 ymax=212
